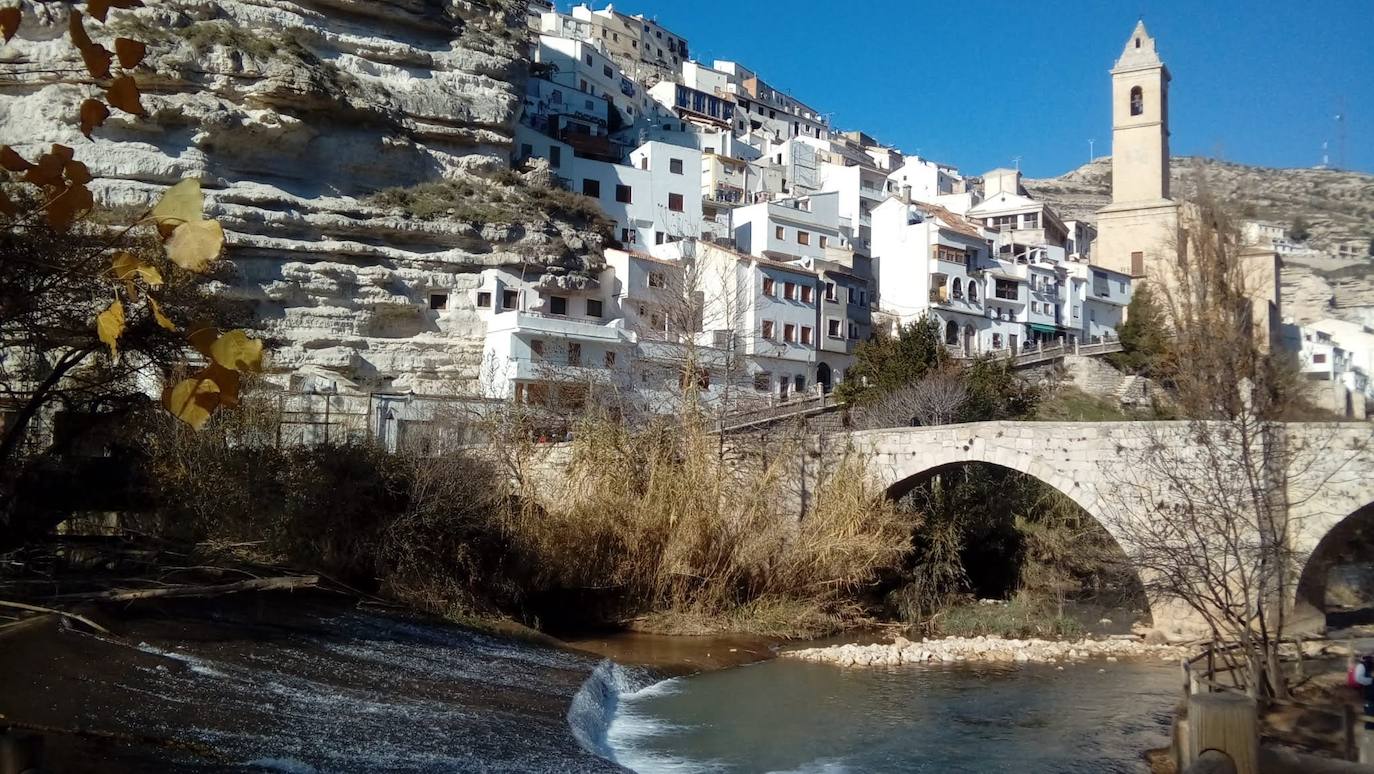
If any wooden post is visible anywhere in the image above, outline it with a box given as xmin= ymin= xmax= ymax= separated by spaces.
xmin=0 ymin=731 xmax=43 ymax=774
xmin=1188 ymin=692 xmax=1259 ymax=774
xmin=1344 ymin=704 xmax=1356 ymax=761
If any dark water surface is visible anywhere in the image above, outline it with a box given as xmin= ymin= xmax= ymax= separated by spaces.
xmin=603 ymin=657 xmax=1179 ymax=774
xmin=0 ymin=595 xmax=624 ymax=773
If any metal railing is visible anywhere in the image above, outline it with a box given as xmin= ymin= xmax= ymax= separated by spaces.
xmin=944 ymin=339 xmax=1124 ymax=368
xmin=716 ymin=392 xmax=839 ymax=433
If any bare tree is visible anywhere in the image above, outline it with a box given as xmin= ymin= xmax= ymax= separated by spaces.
xmin=855 ymin=365 xmax=968 ymax=429
xmin=1109 ymin=191 xmax=1371 ymax=699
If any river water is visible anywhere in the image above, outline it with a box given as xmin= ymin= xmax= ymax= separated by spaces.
xmin=594 ymin=658 xmax=1180 ymax=774
xmin=0 ymin=595 xmax=1179 ymax=772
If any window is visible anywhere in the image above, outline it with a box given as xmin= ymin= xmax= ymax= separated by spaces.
xmin=784 ymin=323 xmax=796 ymax=343
xmin=1073 ymin=306 xmax=1080 ymax=319
xmin=968 ymin=283 xmax=978 ymax=302
xmin=1130 ymin=86 xmax=1144 ymax=117
xmin=548 ymin=146 xmax=561 ymax=168
xmin=530 ymin=339 xmax=544 ymax=358
xmin=587 ymin=299 xmax=604 ymax=318
xmin=1023 ymin=212 xmax=1039 ymax=228
xmin=620 ymin=228 xmax=633 ymax=243
xmin=784 ymin=282 xmax=797 ymax=300
xmin=801 ymin=285 xmax=813 ymax=304
xmin=519 ymin=143 xmax=533 ymax=158
xmin=995 ymin=279 xmax=1018 ymax=301
xmin=648 ymin=272 xmax=666 ymax=288
xmin=550 ymin=295 xmax=568 ymax=315
xmin=1089 ymin=309 xmax=1096 ymax=322
xmin=476 ymin=291 xmax=492 ymax=308
xmin=859 ymin=290 xmax=867 ymax=307
xmin=828 ymin=319 xmax=841 ymax=338
xmin=848 ymin=321 xmax=858 ymax=340
xmin=567 ymin=342 xmax=581 ymax=366
xmin=775 ymin=225 xmax=785 ymax=240
xmin=668 ymin=193 xmax=684 ymax=212
xmin=1314 ymin=353 xmax=1328 ymax=364
xmin=669 ymin=158 xmax=684 ymax=174
xmin=801 ymin=326 xmax=813 ymax=345
xmin=502 ymin=289 xmax=518 ymax=310
xmin=952 ymin=278 xmax=963 ymax=300
xmin=794 ymin=374 xmax=805 ymax=392
xmin=797 ymin=230 xmax=810 ymax=246
xmin=1130 ymin=251 xmax=1145 ymax=277
xmin=615 ymin=184 xmax=632 ymax=203
xmin=428 ymin=292 xmax=448 ymax=310
xmin=763 ymin=277 xmax=775 ymax=296
xmin=993 ymin=333 xmax=1003 ymax=350
xmin=825 ymin=282 xmax=837 ymax=302
xmin=762 ymin=320 xmax=775 ymax=339
xmin=582 ymin=179 xmax=600 ymax=197
xmin=603 ymin=65 xmax=613 ymax=77
xmin=754 ymin=371 xmax=771 ymax=392
xmin=1030 ymin=301 xmax=1038 ymax=314
xmin=655 ymin=231 xmax=665 ymax=245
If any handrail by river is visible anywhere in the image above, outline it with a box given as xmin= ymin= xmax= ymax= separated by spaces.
xmin=1182 ymin=640 xmax=1374 ymax=762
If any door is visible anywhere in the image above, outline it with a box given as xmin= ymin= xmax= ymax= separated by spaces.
xmin=1009 ymin=334 xmax=1018 ymax=354
xmin=816 ymin=362 xmax=833 ymax=394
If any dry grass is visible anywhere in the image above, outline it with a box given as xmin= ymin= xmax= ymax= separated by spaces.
xmin=503 ymin=414 xmax=914 ymax=636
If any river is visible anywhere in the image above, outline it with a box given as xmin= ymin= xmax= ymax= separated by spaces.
xmin=592 ymin=656 xmax=1179 ymax=774
xmin=0 ymin=595 xmax=1178 ymax=772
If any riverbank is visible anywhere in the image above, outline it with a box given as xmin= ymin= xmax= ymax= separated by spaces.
xmin=784 ymin=632 xmax=1193 ymax=667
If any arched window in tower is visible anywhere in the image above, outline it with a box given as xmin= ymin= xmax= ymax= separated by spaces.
xmin=1130 ymin=86 xmax=1144 ymax=117
xmin=1134 ymin=37 xmax=1141 ymax=49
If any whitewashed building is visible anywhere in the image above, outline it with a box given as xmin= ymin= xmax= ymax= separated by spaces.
xmin=567 ymin=140 xmax=705 ymax=247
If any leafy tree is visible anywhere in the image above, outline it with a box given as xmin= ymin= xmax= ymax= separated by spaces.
xmin=1107 ymin=283 xmax=1171 ymax=376
xmin=960 ymin=356 xmax=1039 ymax=421
xmin=1 ymin=5 xmax=267 ymax=543
xmin=836 ymin=317 xmax=947 ymax=404
xmin=1289 ymin=215 xmax=1311 ymax=243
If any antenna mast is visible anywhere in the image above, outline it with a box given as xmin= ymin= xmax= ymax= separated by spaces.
xmin=1336 ymin=96 xmax=1347 ymax=171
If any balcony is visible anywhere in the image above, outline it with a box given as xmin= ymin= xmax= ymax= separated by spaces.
xmin=488 ymin=310 xmax=631 ymax=343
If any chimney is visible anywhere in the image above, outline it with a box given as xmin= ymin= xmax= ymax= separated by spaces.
xmin=900 ymin=184 xmax=911 ymax=204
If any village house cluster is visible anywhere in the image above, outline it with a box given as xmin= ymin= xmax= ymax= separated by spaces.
xmin=476 ymin=1 xmax=1160 ymax=409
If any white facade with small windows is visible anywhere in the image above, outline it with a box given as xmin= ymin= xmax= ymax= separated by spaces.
xmin=1065 ymin=262 xmax=1132 ymax=343
xmin=535 ymin=35 xmax=641 ymax=125
xmin=731 ymin=192 xmax=847 ymax=262
xmin=566 ymin=140 xmax=704 ymax=247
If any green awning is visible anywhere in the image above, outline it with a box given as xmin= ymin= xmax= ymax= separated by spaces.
xmin=1028 ymin=323 xmax=1059 ymax=334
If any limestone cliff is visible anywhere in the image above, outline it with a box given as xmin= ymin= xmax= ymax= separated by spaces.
xmin=1027 ymin=157 xmax=1374 ymax=325
xmin=0 ymin=0 xmax=609 ymax=393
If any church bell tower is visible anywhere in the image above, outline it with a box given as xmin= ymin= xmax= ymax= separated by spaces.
xmin=1110 ymin=20 xmax=1171 ymax=204
xmin=1094 ymin=20 xmax=1179 ymax=279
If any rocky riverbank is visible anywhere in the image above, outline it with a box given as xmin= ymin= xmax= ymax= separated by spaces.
xmin=783 ymin=634 xmax=1193 ymax=667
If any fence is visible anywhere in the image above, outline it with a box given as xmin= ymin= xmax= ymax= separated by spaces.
xmin=1181 ymin=640 xmax=1374 ymax=762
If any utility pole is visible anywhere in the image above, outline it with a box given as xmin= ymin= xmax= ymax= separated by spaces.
xmin=1012 ymin=155 xmax=1022 ymax=172
xmin=1335 ymin=96 xmax=1347 ymax=171
xmin=1088 ymin=138 xmax=1095 ymax=163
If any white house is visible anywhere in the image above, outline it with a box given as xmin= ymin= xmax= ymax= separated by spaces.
xmin=731 ymin=191 xmax=849 ymax=262
xmin=567 ymin=140 xmax=705 ymax=247
xmin=1065 ymin=261 xmax=1132 ymax=343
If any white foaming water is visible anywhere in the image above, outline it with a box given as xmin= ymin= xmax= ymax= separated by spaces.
xmin=135 ymin=642 xmax=228 ymax=678
xmin=570 ymin=662 xmax=723 ymax=774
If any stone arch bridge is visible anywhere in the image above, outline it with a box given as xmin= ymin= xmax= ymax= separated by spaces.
xmin=832 ymin=421 xmax=1374 ymax=636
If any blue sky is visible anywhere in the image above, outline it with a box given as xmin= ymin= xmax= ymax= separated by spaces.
xmin=595 ymin=0 xmax=1373 ymax=177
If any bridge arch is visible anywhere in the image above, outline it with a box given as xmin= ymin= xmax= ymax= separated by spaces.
xmin=855 ymin=425 xmax=1149 ymax=620
xmin=1294 ymin=500 xmax=1374 ymax=629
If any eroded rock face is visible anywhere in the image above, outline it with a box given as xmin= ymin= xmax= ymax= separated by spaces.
xmin=0 ymin=0 xmax=607 ymax=393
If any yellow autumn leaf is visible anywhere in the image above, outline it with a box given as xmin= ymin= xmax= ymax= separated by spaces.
xmin=97 ymin=297 xmax=125 ymax=358
xmin=107 ymin=74 xmax=144 ymax=115
xmin=202 ymin=362 xmax=242 ymax=408
xmin=164 ymin=374 xmax=221 ymax=431
xmin=207 ymin=329 xmax=264 ymax=373
xmin=0 ymin=7 xmax=19 ymax=43
xmin=111 ymin=250 xmax=163 ymax=287
xmin=186 ymin=325 xmax=218 ymax=357
xmin=149 ymin=295 xmax=176 ymax=331
xmin=164 ymin=218 xmax=224 ymax=272
xmin=150 ymin=179 xmax=203 ymax=231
